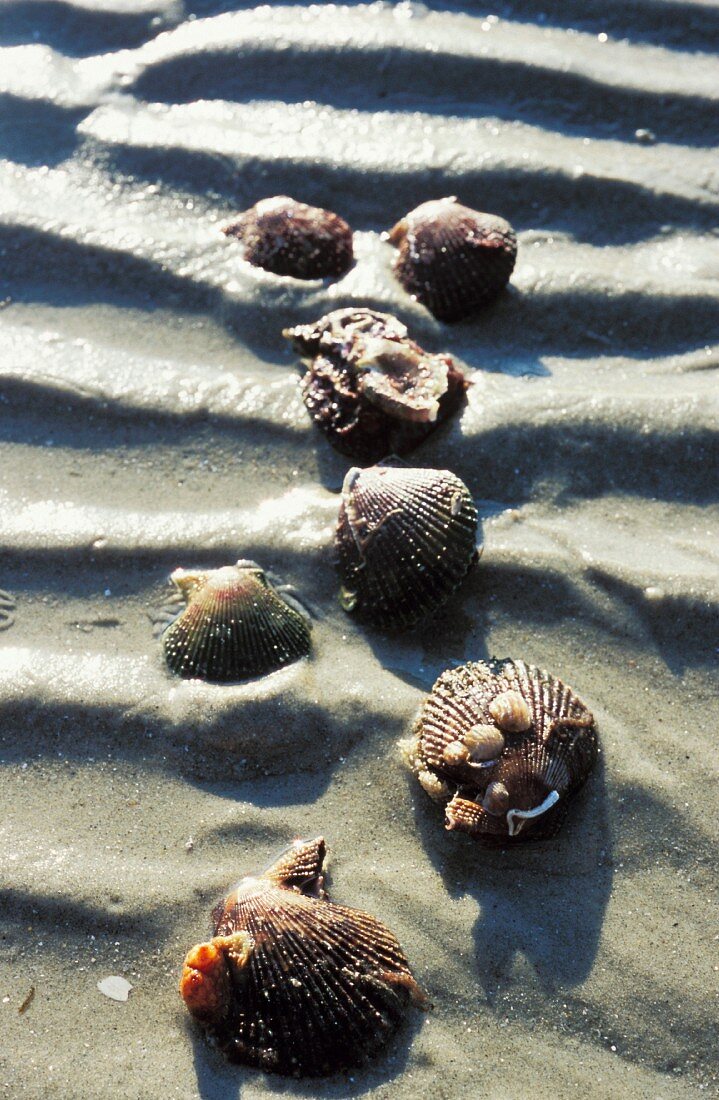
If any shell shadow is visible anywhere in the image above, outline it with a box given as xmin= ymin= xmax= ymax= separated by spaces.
xmin=361 ymin=583 xmax=490 ymax=696
xmin=0 ymin=696 xmax=344 ymax=806
xmin=409 ymin=747 xmax=613 ymax=1003
xmin=587 ymin=570 xmax=719 ymax=675
xmin=440 ymin=288 xmax=551 ymax=378
xmin=306 ymin=381 xmax=476 ymax=493
xmin=197 ymin=765 xmax=342 ymax=814
xmin=0 ymin=373 xmax=307 ymax=454
xmin=307 ymin=435 xmax=352 ymax=494
xmin=0 ymin=885 xmax=167 ymax=945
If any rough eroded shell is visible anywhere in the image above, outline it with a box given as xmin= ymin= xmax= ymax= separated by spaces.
xmin=336 ymin=464 xmax=479 ymax=630
xmin=406 ymin=659 xmax=598 ymax=843
xmin=387 ymin=196 xmax=517 ymax=322
xmin=162 ymin=561 xmax=311 ymax=682
xmin=180 ymin=838 xmax=426 ymax=1076
xmin=223 ymin=196 xmax=353 ymax=279
xmin=284 ymin=308 xmax=467 ymax=463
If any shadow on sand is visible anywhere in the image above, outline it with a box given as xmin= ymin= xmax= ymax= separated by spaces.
xmin=410 ymin=751 xmax=612 ymax=999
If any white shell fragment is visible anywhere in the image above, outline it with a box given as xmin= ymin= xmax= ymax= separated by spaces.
xmin=97 ymin=976 xmax=133 ymax=1002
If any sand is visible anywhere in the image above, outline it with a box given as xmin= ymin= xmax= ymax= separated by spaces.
xmin=0 ymin=1 xmax=718 ymax=1097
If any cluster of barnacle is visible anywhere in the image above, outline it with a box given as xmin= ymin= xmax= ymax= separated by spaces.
xmin=170 ymin=195 xmax=598 ymax=1077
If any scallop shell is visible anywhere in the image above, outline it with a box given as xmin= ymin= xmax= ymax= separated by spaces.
xmin=284 ymin=308 xmax=467 ymax=463
xmin=406 ymin=659 xmax=598 ymax=843
xmin=387 ymin=196 xmax=517 ymax=322
xmin=0 ymin=588 xmax=16 ymax=631
xmin=180 ymin=838 xmax=426 ymax=1076
xmin=335 ymin=464 xmax=479 ymax=630
xmin=223 ymin=196 xmax=353 ymax=279
xmin=162 ymin=561 xmax=311 ymax=682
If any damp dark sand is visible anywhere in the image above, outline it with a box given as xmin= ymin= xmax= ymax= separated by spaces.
xmin=0 ymin=2 xmax=718 ymax=1097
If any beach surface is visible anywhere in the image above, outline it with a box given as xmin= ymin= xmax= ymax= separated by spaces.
xmin=0 ymin=1 xmax=718 ymax=1097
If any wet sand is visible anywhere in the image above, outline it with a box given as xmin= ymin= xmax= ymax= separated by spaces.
xmin=0 ymin=2 xmax=718 ymax=1097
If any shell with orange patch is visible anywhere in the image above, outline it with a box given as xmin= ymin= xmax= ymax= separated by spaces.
xmin=179 ymin=837 xmax=427 ymax=1076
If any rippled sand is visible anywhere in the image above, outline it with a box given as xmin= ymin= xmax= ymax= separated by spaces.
xmin=1 ymin=2 xmax=718 ymax=1096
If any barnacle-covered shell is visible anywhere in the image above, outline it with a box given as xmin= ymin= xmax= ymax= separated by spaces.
xmin=162 ymin=560 xmax=311 ymax=682
xmin=284 ymin=308 xmax=467 ymax=463
xmin=406 ymin=659 xmax=598 ymax=843
xmin=336 ymin=464 xmax=479 ymax=630
xmin=387 ymin=196 xmax=517 ymax=322
xmin=223 ymin=196 xmax=353 ymax=279
xmin=180 ymin=838 xmax=426 ymax=1076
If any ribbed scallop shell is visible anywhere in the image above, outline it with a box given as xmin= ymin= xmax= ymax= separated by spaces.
xmin=408 ymin=659 xmax=598 ymax=843
xmin=284 ymin=308 xmax=467 ymax=463
xmin=162 ymin=561 xmax=311 ymax=682
xmin=387 ymin=197 xmax=517 ymax=322
xmin=0 ymin=588 xmax=16 ymax=631
xmin=223 ymin=196 xmax=353 ymax=279
xmin=180 ymin=838 xmax=425 ymax=1076
xmin=336 ymin=465 xmax=479 ymax=630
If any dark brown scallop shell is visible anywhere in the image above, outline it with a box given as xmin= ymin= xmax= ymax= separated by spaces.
xmin=223 ymin=196 xmax=353 ymax=279
xmin=387 ymin=196 xmax=517 ymax=322
xmin=162 ymin=561 xmax=311 ymax=682
xmin=405 ymin=659 xmax=598 ymax=843
xmin=0 ymin=588 xmax=16 ymax=631
xmin=179 ymin=837 xmax=426 ymax=1076
xmin=335 ymin=464 xmax=479 ymax=630
xmin=284 ymin=308 xmax=467 ymax=463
